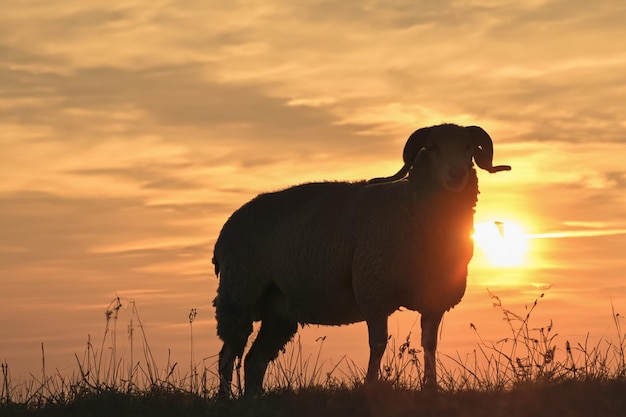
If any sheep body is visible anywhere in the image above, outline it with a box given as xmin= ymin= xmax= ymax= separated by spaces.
xmin=215 ymin=176 xmax=474 ymax=322
xmin=213 ymin=123 xmax=509 ymax=397
xmin=215 ymin=182 xmax=366 ymax=326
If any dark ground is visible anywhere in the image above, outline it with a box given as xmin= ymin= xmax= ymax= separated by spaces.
xmin=3 ymin=379 xmax=626 ymax=417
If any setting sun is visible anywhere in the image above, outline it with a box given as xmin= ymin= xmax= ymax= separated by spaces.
xmin=473 ymin=221 xmax=529 ymax=267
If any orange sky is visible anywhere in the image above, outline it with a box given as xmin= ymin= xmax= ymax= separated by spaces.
xmin=2 ymin=1 xmax=626 ymax=382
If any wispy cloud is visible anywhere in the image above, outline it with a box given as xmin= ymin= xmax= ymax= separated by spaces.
xmin=530 ymin=229 xmax=626 ymax=239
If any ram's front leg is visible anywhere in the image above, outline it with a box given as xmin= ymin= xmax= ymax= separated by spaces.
xmin=365 ymin=316 xmax=388 ymax=383
xmin=421 ymin=311 xmax=443 ymax=390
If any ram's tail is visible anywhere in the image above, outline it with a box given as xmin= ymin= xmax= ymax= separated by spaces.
xmin=212 ymin=256 xmax=220 ymax=277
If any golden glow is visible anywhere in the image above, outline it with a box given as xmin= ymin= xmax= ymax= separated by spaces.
xmin=473 ymin=221 xmax=529 ymax=267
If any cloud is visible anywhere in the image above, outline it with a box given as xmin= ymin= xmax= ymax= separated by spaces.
xmin=69 ymin=164 xmax=201 ymax=191
xmin=529 ymin=229 xmax=626 ymax=239
xmin=1 ymin=56 xmax=387 ymax=164
xmin=3 ymin=0 xmax=626 ymax=152
xmin=0 ymin=191 xmax=219 ymax=271
xmin=605 ymin=172 xmax=626 ymax=189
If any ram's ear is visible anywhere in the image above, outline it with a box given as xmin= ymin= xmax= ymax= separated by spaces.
xmin=368 ymin=127 xmax=433 ymax=184
xmin=466 ymin=126 xmax=511 ymax=173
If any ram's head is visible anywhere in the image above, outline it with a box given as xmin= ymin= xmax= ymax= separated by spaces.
xmin=369 ymin=124 xmax=511 ymax=192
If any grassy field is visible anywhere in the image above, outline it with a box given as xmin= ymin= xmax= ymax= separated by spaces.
xmin=3 ymin=379 xmax=626 ymax=417
xmin=2 ymin=292 xmax=626 ymax=416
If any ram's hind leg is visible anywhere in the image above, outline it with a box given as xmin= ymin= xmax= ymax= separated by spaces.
xmin=365 ymin=316 xmax=389 ymax=383
xmin=244 ymin=313 xmax=297 ymax=396
xmin=215 ymin=298 xmax=253 ymax=399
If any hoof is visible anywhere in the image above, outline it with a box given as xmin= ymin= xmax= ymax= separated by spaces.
xmin=217 ymin=388 xmax=232 ymax=401
xmin=422 ymin=381 xmax=439 ymax=393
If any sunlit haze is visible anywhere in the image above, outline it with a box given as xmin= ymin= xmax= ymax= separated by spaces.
xmin=2 ymin=1 xmax=626 ymax=383
xmin=474 ymin=221 xmax=529 ymax=267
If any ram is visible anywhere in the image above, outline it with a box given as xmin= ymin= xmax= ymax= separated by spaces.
xmin=213 ymin=123 xmax=510 ymax=397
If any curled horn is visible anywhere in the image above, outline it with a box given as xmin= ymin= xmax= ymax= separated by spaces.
xmin=465 ymin=126 xmax=511 ymax=173
xmin=368 ymin=127 xmax=433 ymax=184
